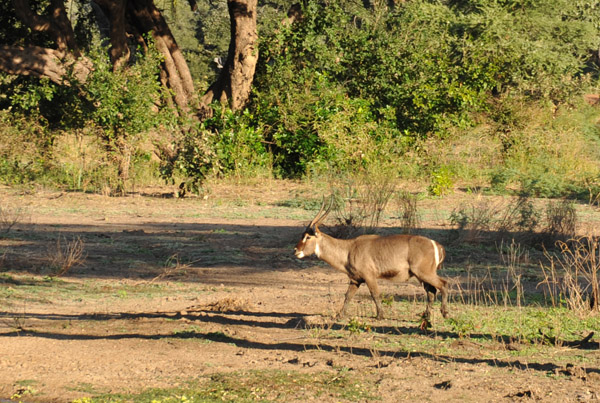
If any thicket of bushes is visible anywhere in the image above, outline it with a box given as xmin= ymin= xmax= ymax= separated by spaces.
xmin=1 ymin=0 xmax=600 ymax=199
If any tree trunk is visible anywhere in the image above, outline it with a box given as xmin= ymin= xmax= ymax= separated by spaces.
xmin=126 ymin=0 xmax=196 ymax=110
xmin=201 ymin=0 xmax=258 ymax=112
xmin=93 ymin=0 xmax=130 ymax=70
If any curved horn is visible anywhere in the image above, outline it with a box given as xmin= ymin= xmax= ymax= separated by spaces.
xmin=309 ymin=195 xmax=333 ymax=229
xmin=308 ymin=198 xmax=326 ymax=228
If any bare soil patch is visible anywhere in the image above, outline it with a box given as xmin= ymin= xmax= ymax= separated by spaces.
xmin=0 ymin=183 xmax=599 ymax=402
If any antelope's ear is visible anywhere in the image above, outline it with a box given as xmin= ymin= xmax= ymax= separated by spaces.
xmin=312 ymin=224 xmax=322 ymax=235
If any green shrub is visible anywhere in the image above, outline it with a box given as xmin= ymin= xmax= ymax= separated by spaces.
xmin=428 ymin=166 xmax=455 ymax=197
xmin=208 ymin=109 xmax=272 ymax=178
xmin=254 ymin=0 xmax=600 ymax=182
xmin=0 ymin=112 xmax=53 ymax=185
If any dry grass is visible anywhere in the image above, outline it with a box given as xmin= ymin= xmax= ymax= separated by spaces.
xmin=150 ymin=254 xmax=195 ymax=283
xmin=0 ymin=205 xmax=26 ymax=234
xmin=46 ymin=235 xmax=86 ymax=277
xmin=202 ymin=297 xmax=254 ymax=312
xmin=396 ymin=190 xmax=420 ymax=234
xmin=449 ymin=195 xmax=577 ymax=247
xmin=329 ymin=172 xmax=396 ymax=238
xmin=541 ymin=199 xmax=577 ymax=243
xmin=540 ymin=236 xmax=600 ymax=313
xmin=450 ymin=240 xmax=529 ymax=309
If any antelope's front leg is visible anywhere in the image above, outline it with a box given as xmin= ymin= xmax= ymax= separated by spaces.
xmin=337 ymin=280 xmax=361 ymax=319
xmin=364 ymin=277 xmax=385 ymax=320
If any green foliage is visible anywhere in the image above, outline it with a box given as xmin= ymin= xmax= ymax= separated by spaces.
xmin=1 ymin=72 xmax=85 ymax=131
xmin=252 ymin=0 xmax=600 ymax=184
xmin=445 ymin=305 xmax=600 ymax=346
xmin=341 ymin=1 xmax=494 ymax=134
xmin=0 ymin=40 xmax=175 ymax=193
xmin=428 ymin=166 xmax=455 ymax=196
xmin=346 ymin=317 xmax=372 ymax=334
xmin=80 ymin=44 xmax=175 ymax=193
xmin=251 ymin=71 xmax=342 ymax=177
xmin=79 ymin=370 xmax=374 ymax=402
xmin=159 ymin=106 xmax=274 ymax=194
xmin=0 ymin=111 xmax=54 ymax=185
xmin=3 ymin=0 xmax=600 ymax=196
xmin=162 ymin=0 xmax=229 ymax=86
xmin=159 ymin=124 xmax=215 ymax=196
xmin=252 ymin=68 xmax=406 ymax=177
xmin=85 ymin=44 xmax=168 ymax=141
xmin=488 ymin=101 xmax=600 ymax=198
xmin=207 ymin=108 xmax=271 ymax=177
xmin=447 ymin=316 xmax=476 ymax=338
xmin=8 ymin=77 xmax=56 ymax=114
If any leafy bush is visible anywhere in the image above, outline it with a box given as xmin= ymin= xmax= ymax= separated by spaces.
xmin=3 ymin=0 xmax=600 ymax=196
xmin=0 ymin=111 xmax=54 ymax=185
xmin=428 ymin=166 xmax=455 ymax=196
xmin=156 ymin=117 xmax=215 ymax=196
xmin=1 ymin=42 xmax=177 ymax=193
xmin=253 ymin=0 xmax=600 ymax=184
xmin=254 ymin=4 xmax=408 ymax=177
xmin=207 ymin=108 xmax=272 ymax=178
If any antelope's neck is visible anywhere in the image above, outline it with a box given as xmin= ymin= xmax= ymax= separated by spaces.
xmin=317 ymin=233 xmax=352 ymax=269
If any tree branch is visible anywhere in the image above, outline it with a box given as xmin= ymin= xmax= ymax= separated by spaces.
xmin=12 ymin=0 xmax=80 ymax=55
xmin=0 ymin=45 xmax=91 ymax=85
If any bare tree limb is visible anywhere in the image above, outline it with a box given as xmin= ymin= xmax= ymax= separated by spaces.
xmin=0 ymin=44 xmax=91 ymax=85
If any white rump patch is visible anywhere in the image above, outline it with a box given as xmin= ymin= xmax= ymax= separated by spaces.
xmin=431 ymin=240 xmax=440 ymax=268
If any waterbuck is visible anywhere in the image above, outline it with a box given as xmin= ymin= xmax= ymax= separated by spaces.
xmin=294 ymin=200 xmax=449 ymax=321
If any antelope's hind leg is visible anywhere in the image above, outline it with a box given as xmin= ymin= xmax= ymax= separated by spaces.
xmin=423 ymin=282 xmax=437 ymax=319
xmin=439 ymin=277 xmax=449 ymax=318
xmin=420 ymin=272 xmax=449 ymax=319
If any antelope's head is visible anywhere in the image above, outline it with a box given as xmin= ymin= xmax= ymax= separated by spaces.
xmin=294 ymin=198 xmax=332 ymax=259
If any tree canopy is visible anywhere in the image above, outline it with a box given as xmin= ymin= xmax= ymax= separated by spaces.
xmin=1 ymin=0 xmax=600 ymax=198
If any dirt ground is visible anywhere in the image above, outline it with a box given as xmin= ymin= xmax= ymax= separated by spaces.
xmin=0 ymin=182 xmax=599 ymax=402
